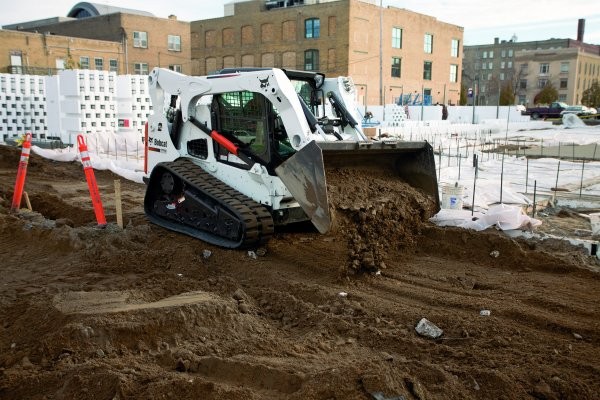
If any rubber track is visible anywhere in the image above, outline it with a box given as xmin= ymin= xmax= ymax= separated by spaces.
xmin=151 ymin=158 xmax=274 ymax=248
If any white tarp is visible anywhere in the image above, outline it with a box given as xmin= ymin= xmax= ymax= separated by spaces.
xmin=430 ymin=204 xmax=542 ymax=232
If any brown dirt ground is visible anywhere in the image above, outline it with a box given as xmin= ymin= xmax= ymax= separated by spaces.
xmin=0 ymin=144 xmax=599 ymax=400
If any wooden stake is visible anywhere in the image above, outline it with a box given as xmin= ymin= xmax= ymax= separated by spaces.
xmin=23 ymin=191 xmax=32 ymax=211
xmin=114 ymin=179 xmax=123 ymax=228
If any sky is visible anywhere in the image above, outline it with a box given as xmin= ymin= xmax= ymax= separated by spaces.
xmin=1 ymin=0 xmax=599 ymax=45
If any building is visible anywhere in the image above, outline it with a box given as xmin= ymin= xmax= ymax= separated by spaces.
xmin=0 ymin=29 xmax=123 ymax=75
xmin=2 ymin=2 xmax=191 ymax=75
xmin=462 ymin=20 xmax=600 ymax=106
xmin=190 ymin=0 xmax=464 ymax=106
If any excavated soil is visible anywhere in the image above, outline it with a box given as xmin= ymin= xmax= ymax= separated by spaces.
xmin=0 ymin=144 xmax=599 ymax=400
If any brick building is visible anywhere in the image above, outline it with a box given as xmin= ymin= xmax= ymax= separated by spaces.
xmin=0 ymin=29 xmax=123 ymax=75
xmin=462 ymin=20 xmax=600 ymax=106
xmin=3 ymin=2 xmax=191 ymax=75
xmin=190 ymin=0 xmax=464 ymax=106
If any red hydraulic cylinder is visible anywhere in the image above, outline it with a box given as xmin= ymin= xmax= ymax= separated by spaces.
xmin=10 ymin=132 xmax=33 ymax=212
xmin=77 ymin=134 xmax=107 ymax=226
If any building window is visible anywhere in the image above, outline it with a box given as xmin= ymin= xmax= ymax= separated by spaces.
xmin=391 ymin=57 xmax=401 ymax=77
xmin=507 ymin=61 xmax=513 ymax=69
xmin=392 ymin=27 xmax=402 ymax=49
xmin=304 ymin=49 xmax=319 ymax=71
xmin=488 ymin=62 xmax=493 ymax=70
xmin=169 ymin=64 xmax=182 ymax=73
xmin=489 ymin=51 xmax=494 ymax=58
xmin=449 ymin=64 xmax=458 ymax=82
xmin=133 ymin=31 xmax=148 ymax=48
xmin=79 ymin=56 xmax=90 ymax=69
xmin=501 ymin=50 xmax=506 ymax=58
xmin=561 ymin=62 xmax=569 ymax=73
xmin=540 ymin=63 xmax=550 ymax=74
xmin=94 ymin=58 xmax=103 ymax=70
xmin=134 ymin=62 xmax=149 ymax=75
xmin=482 ymin=51 xmax=487 ymax=59
xmin=560 ymin=78 xmax=568 ymax=89
xmin=501 ymin=61 xmax=505 ymax=69
xmin=558 ymin=94 xmax=567 ymax=102
xmin=518 ymin=94 xmax=526 ymax=104
xmin=499 ymin=72 xmax=505 ymax=80
xmin=168 ymin=35 xmax=181 ymax=51
xmin=482 ymin=63 xmax=487 ymax=70
xmin=423 ymin=61 xmax=432 ymax=80
xmin=519 ymin=80 xmax=527 ymax=89
xmin=451 ymin=39 xmax=459 ymax=57
xmin=508 ymin=49 xmax=513 ymax=57
xmin=305 ymin=18 xmax=320 ymax=39
xmin=109 ymin=59 xmax=118 ymax=72
xmin=424 ymin=34 xmax=433 ymax=53
xmin=538 ymin=79 xmax=548 ymax=88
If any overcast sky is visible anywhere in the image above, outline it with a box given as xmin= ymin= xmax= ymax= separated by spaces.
xmin=1 ymin=0 xmax=599 ymax=45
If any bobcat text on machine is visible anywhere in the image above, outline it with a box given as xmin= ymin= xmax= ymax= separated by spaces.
xmin=143 ymin=67 xmax=439 ymax=248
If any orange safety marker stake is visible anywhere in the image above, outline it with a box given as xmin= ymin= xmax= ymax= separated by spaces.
xmin=11 ymin=132 xmax=32 ymax=212
xmin=77 ymin=134 xmax=107 ymax=226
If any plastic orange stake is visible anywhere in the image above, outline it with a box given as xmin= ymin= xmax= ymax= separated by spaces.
xmin=77 ymin=134 xmax=107 ymax=226
xmin=11 ymin=132 xmax=33 ymax=212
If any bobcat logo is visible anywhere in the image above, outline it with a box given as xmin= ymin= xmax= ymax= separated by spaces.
xmin=258 ymin=76 xmax=270 ymax=89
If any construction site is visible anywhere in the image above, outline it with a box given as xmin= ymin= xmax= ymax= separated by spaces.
xmin=1 ymin=110 xmax=600 ymax=399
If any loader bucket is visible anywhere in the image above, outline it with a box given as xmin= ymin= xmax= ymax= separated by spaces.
xmin=276 ymin=140 xmax=439 ymax=234
xmin=320 ymin=140 xmax=440 ymax=210
xmin=275 ymin=140 xmax=331 ymax=233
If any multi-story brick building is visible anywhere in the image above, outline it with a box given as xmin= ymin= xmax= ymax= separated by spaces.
xmin=462 ymin=20 xmax=600 ymax=106
xmin=0 ymin=29 xmax=123 ymax=75
xmin=3 ymin=3 xmax=191 ymax=75
xmin=190 ymin=0 xmax=464 ymax=106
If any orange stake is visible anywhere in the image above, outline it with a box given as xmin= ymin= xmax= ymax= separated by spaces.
xmin=77 ymin=134 xmax=107 ymax=226
xmin=11 ymin=132 xmax=32 ymax=212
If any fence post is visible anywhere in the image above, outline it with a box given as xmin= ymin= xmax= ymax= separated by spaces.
xmin=500 ymin=150 xmax=505 ymax=204
xmin=579 ymin=160 xmax=586 ymax=198
xmin=525 ymin=157 xmax=529 ymax=194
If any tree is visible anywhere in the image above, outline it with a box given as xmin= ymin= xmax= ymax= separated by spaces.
xmin=533 ymin=82 xmax=558 ymax=105
xmin=499 ymin=82 xmax=515 ymax=105
xmin=459 ymin=84 xmax=468 ymax=105
xmin=581 ymin=80 xmax=600 ymax=108
xmin=64 ymin=54 xmax=76 ymax=70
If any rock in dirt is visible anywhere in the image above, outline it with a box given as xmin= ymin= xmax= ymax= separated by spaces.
xmin=232 ymin=289 xmax=245 ymax=301
xmin=415 ymin=318 xmax=443 ymax=339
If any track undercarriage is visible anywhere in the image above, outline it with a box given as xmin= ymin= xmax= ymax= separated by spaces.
xmin=144 ymin=158 xmax=274 ymax=249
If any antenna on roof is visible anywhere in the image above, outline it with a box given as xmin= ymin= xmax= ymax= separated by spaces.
xmin=511 ymin=33 xmax=518 ymax=42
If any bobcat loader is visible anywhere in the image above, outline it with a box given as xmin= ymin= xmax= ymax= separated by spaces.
xmin=144 ymin=67 xmax=439 ymax=248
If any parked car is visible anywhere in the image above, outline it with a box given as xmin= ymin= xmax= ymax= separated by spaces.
xmin=523 ymin=102 xmax=568 ymax=119
xmin=560 ymin=105 xmax=594 ymax=116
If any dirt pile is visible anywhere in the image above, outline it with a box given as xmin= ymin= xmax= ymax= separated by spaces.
xmin=325 ymin=168 xmax=437 ymax=274
xmin=1 ymin=144 xmax=600 ymax=400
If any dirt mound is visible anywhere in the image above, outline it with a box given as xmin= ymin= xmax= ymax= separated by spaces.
xmin=326 ymin=168 xmax=437 ymax=274
xmin=1 ymin=144 xmax=600 ymax=400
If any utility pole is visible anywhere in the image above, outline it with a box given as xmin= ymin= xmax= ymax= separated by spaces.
xmin=379 ymin=0 xmax=383 ymax=109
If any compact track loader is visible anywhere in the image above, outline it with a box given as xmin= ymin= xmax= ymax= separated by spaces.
xmin=144 ymin=67 xmax=439 ymax=248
